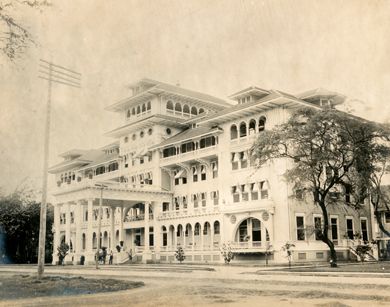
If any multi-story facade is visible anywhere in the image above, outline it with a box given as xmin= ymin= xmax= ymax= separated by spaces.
xmin=49 ymin=79 xmax=373 ymax=265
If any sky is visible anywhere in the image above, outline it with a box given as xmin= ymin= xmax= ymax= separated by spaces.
xmin=1 ymin=0 xmax=390 ymax=195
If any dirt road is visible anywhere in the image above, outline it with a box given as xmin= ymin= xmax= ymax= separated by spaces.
xmin=0 ymin=264 xmax=389 ymax=306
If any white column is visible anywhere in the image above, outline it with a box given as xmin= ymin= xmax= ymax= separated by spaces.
xmin=65 ymin=202 xmax=71 ymax=247
xmin=191 ymin=226 xmax=195 ymax=252
xmin=110 ymin=207 xmax=115 ymax=250
xmin=153 ymin=202 xmax=161 ymax=253
xmin=87 ymin=198 xmax=93 ymax=252
xmin=210 ymin=225 xmax=214 ymax=251
xmin=200 ymin=225 xmax=204 ymax=251
xmin=183 ymin=226 xmax=187 ymax=248
xmin=75 ymin=200 xmax=83 ymax=256
xmin=119 ymin=205 xmax=124 ymax=243
xmin=172 ymin=226 xmax=177 ymax=249
xmin=144 ymin=202 xmax=150 ymax=250
xmin=52 ymin=203 xmax=61 ymax=264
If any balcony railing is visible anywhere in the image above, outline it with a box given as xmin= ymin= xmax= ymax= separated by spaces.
xmin=230 ymin=241 xmax=262 ymax=249
xmin=161 ymin=145 xmax=218 ymax=165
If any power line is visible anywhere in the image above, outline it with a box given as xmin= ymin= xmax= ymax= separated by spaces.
xmin=37 ymin=59 xmax=82 ymax=279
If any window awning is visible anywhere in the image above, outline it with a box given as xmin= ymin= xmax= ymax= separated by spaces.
xmin=212 ymin=162 xmax=218 ymax=171
xmin=201 ymin=165 xmax=206 ymax=174
xmin=174 ymin=169 xmax=187 ymax=179
xmin=192 ymin=166 xmax=198 ymax=175
xmin=232 ymin=153 xmax=240 ymax=162
xmin=134 ymin=147 xmax=149 ymax=158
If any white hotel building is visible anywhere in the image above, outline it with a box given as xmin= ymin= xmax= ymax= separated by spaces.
xmin=49 ymin=79 xmax=373 ymax=265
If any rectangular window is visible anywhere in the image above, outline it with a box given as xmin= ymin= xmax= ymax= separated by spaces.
xmin=182 ymin=177 xmax=187 ymax=184
xmin=346 ymin=218 xmax=354 ymax=240
xmin=345 ymin=184 xmax=352 ymax=203
xmin=361 ymin=218 xmax=368 ymax=241
xmin=314 ymin=216 xmax=322 ymax=240
xmin=231 ymin=153 xmax=239 ymax=170
xmin=212 ymin=162 xmax=218 ymax=178
xmin=175 ymin=198 xmax=180 ymax=211
xmin=296 ymin=216 xmax=305 ymax=240
xmin=385 ymin=212 xmax=390 ymax=224
xmin=193 ymin=195 xmax=198 ymax=208
xmin=174 ymin=178 xmax=179 ymax=185
xmin=192 ymin=167 xmax=198 ymax=182
xmin=250 ymin=183 xmax=258 ymax=200
xmin=201 ymin=193 xmax=206 ymax=207
xmin=331 ymin=217 xmax=338 ymax=244
xmin=140 ymin=157 xmax=144 ymax=164
xmin=162 ymin=203 xmax=169 ymax=212
xmin=260 ymin=181 xmax=269 ymax=199
xmin=232 ymin=186 xmax=239 ymax=203
xmin=240 ymin=152 xmax=248 ymax=168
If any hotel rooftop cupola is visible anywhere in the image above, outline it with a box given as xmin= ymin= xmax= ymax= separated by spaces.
xmin=229 ymin=86 xmax=270 ymax=105
xmin=297 ymin=88 xmax=346 ymax=108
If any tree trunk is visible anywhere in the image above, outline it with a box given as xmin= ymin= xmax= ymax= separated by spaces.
xmin=374 ymin=210 xmax=390 ymax=238
xmin=319 ymin=200 xmax=338 ymax=267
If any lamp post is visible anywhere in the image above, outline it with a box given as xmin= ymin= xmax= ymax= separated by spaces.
xmin=95 ymin=183 xmax=108 ymax=269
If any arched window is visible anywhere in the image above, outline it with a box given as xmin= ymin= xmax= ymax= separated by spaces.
xmin=177 ymin=224 xmax=183 ymax=237
xmin=191 ymin=106 xmax=198 ymax=115
xmin=108 ymin=162 xmax=118 ymax=172
xmin=166 ymin=101 xmax=174 ymax=111
xmin=203 ymin=222 xmax=210 ymax=235
xmin=132 ymin=108 xmax=136 ymax=115
xmin=239 ymin=122 xmax=247 ymax=138
xmin=230 ymin=124 xmax=238 ymax=140
xmin=183 ymin=104 xmax=190 ymax=115
xmin=185 ymin=223 xmax=191 ymax=236
xmin=147 ymin=101 xmax=151 ymax=110
xmin=92 ymin=232 xmax=97 ymax=249
xmin=194 ymin=223 xmax=200 ymax=236
xmin=175 ymin=102 xmax=182 ymax=113
xmin=249 ymin=119 xmax=256 ymax=135
xmin=142 ymin=103 xmax=146 ymax=112
xmin=127 ymin=110 xmax=131 ymax=118
xmin=124 ymin=136 xmax=128 ymax=143
xmin=199 ymin=108 xmax=205 ymax=114
xmin=137 ymin=105 xmax=141 ymax=114
xmin=96 ymin=166 xmax=105 ymax=175
xmin=214 ymin=221 xmax=220 ymax=235
xmin=259 ymin=116 xmax=266 ymax=132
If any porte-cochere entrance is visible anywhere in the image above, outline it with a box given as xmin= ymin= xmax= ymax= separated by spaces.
xmin=231 ymin=218 xmax=271 ymax=256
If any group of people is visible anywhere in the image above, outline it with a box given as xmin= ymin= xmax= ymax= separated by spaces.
xmin=96 ymin=249 xmax=114 ymax=265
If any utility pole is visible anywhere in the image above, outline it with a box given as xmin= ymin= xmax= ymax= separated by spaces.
xmin=95 ymin=183 xmax=108 ymax=269
xmin=37 ymin=59 xmax=81 ymax=279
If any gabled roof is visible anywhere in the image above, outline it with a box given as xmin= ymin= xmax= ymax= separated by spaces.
xmin=229 ymin=86 xmax=270 ymax=99
xmin=151 ymin=126 xmax=223 ymax=149
xmin=49 ymin=149 xmax=119 ymax=174
xmin=106 ymin=79 xmax=232 ymax=112
xmin=105 ymin=114 xmax=187 ymax=138
xmin=197 ymin=90 xmax=323 ymax=126
xmin=297 ymin=88 xmax=346 ymax=105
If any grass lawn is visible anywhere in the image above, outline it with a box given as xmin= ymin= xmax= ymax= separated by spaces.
xmin=0 ymin=274 xmax=144 ymax=300
xmin=280 ymin=261 xmax=390 ymax=273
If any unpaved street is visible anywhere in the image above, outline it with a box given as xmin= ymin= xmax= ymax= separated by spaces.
xmin=1 ymin=264 xmax=390 ymax=306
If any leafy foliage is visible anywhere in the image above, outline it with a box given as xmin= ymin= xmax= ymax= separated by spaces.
xmin=0 ymin=190 xmax=53 ymax=264
xmin=251 ymin=107 xmax=390 ymax=267
xmin=174 ymin=245 xmax=185 ymax=263
xmin=281 ymin=242 xmax=295 ymax=267
xmin=220 ymin=242 xmax=234 ymax=264
xmin=355 ymin=244 xmax=373 ymax=262
xmin=57 ymin=241 xmax=69 ymax=265
xmin=0 ymin=0 xmax=51 ymax=61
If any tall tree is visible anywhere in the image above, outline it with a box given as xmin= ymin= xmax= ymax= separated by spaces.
xmin=0 ymin=0 xmax=50 ymax=62
xmin=0 ymin=189 xmax=53 ymax=264
xmin=250 ymin=107 xmax=389 ymax=267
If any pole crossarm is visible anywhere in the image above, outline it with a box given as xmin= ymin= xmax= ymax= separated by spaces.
xmin=37 ymin=59 xmax=82 ymax=279
xmin=38 ymin=59 xmax=82 ymax=88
